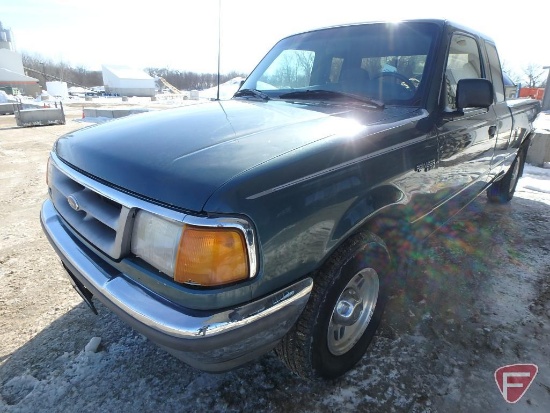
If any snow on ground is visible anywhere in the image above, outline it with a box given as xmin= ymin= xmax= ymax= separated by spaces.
xmin=1 ymin=111 xmax=550 ymax=413
xmin=534 ymin=110 xmax=550 ymax=133
xmin=517 ymin=164 xmax=550 ymax=204
xmin=0 ymin=90 xmax=14 ymax=103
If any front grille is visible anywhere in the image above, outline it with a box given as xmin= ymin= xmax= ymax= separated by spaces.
xmin=47 ymin=153 xmax=258 ymax=282
xmin=49 ymin=160 xmax=134 ymax=259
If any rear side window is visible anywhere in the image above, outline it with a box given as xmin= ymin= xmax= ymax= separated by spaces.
xmin=485 ymin=42 xmax=505 ymax=102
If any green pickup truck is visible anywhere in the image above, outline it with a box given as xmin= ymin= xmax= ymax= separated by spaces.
xmin=41 ymin=19 xmax=540 ymax=379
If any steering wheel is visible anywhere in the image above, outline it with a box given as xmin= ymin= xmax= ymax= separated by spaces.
xmin=372 ymin=72 xmax=417 ymax=94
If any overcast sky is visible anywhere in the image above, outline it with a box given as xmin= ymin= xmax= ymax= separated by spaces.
xmin=2 ymin=0 xmax=549 ymax=83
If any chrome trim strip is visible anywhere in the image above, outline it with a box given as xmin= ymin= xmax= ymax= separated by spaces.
xmin=51 ymin=152 xmax=187 ymax=221
xmin=50 ymin=153 xmax=259 ymax=279
xmin=108 ymin=276 xmax=312 ymax=339
xmin=43 ymin=198 xmax=310 ymax=340
xmin=183 ymin=215 xmax=259 ymax=278
xmin=246 ymin=124 xmax=430 ymax=200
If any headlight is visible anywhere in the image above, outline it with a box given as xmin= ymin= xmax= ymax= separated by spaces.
xmin=131 ymin=211 xmax=183 ymax=277
xmin=131 ymin=210 xmax=251 ymax=287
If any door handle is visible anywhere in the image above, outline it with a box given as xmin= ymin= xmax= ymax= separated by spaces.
xmin=488 ymin=125 xmax=497 ymax=138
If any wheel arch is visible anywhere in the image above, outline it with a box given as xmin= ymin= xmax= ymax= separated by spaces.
xmin=275 ymin=228 xmax=392 ymax=379
xmin=327 ymin=182 xmax=412 ymax=251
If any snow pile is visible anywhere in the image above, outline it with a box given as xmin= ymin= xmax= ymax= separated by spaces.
xmin=84 ymin=337 xmax=101 ymax=353
xmin=524 ymin=164 xmax=550 ymax=177
xmin=199 ymin=77 xmax=244 ymax=100
xmin=0 ymin=90 xmax=10 ymax=103
xmin=0 ymin=90 xmax=19 ymax=103
xmin=533 ymin=110 xmax=550 ymax=133
xmin=521 ymin=164 xmax=550 ymax=194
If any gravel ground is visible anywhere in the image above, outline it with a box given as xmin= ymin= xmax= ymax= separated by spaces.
xmin=1 ymin=103 xmax=549 ymax=413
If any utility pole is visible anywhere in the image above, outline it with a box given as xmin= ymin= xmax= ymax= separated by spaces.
xmin=542 ymin=66 xmax=550 ymax=111
xmin=216 ymin=0 xmax=221 ymax=101
xmin=40 ymin=61 xmax=47 ymax=88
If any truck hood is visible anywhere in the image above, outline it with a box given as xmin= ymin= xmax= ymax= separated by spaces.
xmin=55 ymin=99 xmax=416 ymax=212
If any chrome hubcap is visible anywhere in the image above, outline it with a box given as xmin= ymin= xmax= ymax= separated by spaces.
xmin=333 ymin=288 xmax=363 ymax=326
xmin=327 ymin=268 xmax=379 ymax=356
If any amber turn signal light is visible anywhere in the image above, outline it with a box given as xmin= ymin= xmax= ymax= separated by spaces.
xmin=174 ymin=225 xmax=249 ymax=286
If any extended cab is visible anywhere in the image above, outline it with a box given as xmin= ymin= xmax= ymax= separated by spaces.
xmin=41 ymin=20 xmax=540 ymax=379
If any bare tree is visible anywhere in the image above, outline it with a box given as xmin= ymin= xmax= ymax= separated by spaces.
xmin=265 ymin=50 xmax=314 ymax=88
xmin=21 ymin=52 xmax=245 ymax=91
xmin=146 ymin=67 xmax=247 ymax=91
xmin=501 ymin=60 xmax=522 ymax=84
xmin=523 ymin=63 xmax=545 ymax=88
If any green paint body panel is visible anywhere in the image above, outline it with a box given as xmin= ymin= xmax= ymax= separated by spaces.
xmin=43 ymin=20 xmax=540 ymax=367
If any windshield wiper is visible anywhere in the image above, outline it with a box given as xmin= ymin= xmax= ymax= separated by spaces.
xmin=234 ymin=88 xmax=270 ymax=101
xmin=278 ymin=90 xmax=384 ymax=109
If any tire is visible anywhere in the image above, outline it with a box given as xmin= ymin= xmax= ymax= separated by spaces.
xmin=275 ymin=231 xmax=390 ymax=379
xmin=486 ymin=148 xmax=525 ymax=203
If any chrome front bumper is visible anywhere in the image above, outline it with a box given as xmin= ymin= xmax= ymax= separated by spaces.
xmin=41 ymin=200 xmax=312 ymax=372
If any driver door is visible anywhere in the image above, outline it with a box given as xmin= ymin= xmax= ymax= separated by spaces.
xmin=435 ymin=32 xmax=497 ymax=212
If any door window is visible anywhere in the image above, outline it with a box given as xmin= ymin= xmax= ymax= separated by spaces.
xmin=445 ymin=34 xmax=483 ymax=110
xmin=485 ymin=42 xmax=505 ymax=102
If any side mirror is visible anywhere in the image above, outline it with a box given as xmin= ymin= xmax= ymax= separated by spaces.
xmin=456 ymin=78 xmax=493 ymax=110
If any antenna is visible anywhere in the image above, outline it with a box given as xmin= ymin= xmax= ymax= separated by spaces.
xmin=216 ymin=0 xmax=221 ymax=101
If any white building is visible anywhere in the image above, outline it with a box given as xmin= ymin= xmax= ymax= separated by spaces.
xmin=0 ymin=21 xmax=40 ymax=96
xmin=0 ymin=21 xmax=14 ymax=51
xmin=101 ymin=65 xmax=156 ymax=97
xmin=0 ymin=49 xmax=39 ymax=96
xmin=46 ymin=81 xmax=69 ymax=99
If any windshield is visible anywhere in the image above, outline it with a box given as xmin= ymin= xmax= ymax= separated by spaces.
xmin=239 ymin=22 xmax=439 ymax=106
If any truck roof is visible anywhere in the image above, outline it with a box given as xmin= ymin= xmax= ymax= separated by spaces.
xmin=287 ymin=19 xmax=495 ymax=44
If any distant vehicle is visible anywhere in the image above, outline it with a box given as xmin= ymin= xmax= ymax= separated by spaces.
xmin=0 ymin=86 xmax=20 ymax=96
xmin=41 ymin=19 xmax=540 ymax=379
xmin=503 ymin=72 xmax=518 ymax=99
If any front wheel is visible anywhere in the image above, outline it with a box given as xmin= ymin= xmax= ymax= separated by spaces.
xmin=275 ymin=231 xmax=390 ymax=379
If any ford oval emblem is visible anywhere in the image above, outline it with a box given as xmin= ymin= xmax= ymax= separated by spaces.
xmin=67 ymin=195 xmax=80 ymax=211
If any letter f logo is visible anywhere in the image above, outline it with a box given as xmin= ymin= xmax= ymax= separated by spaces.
xmin=495 ymin=364 xmax=538 ymax=403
